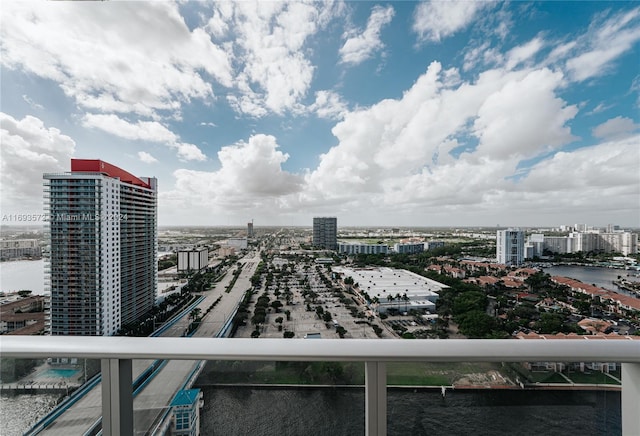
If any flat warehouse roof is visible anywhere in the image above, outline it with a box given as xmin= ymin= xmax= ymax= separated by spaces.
xmin=333 ymin=266 xmax=447 ymax=299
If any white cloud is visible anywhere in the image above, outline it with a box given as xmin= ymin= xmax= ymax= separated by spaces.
xmin=310 ymin=90 xmax=349 ymax=120
xmin=592 ymin=116 xmax=639 ymax=139
xmin=1 ymin=2 xmax=232 ymax=118
xmin=473 ymin=68 xmax=578 ymax=159
xmin=217 ymin=1 xmax=340 ymax=116
xmin=138 ymin=151 xmax=158 ymax=164
xmin=22 ymin=95 xmax=43 ymax=110
xmin=302 ymin=61 xmax=581 ymax=217
xmin=339 ymin=5 xmax=394 ymax=66
xmin=163 ymin=134 xmax=303 ymax=215
xmin=586 ymin=102 xmax=614 ymax=116
xmin=174 ymin=143 xmax=207 ymax=162
xmin=505 ymin=37 xmax=545 ymax=70
xmin=412 ymin=0 xmax=492 ymax=42
xmin=518 ymin=136 xmax=640 ymax=211
xmin=83 ymin=114 xmax=178 ymax=143
xmin=0 ymin=113 xmax=75 ymax=212
xmin=565 ymin=7 xmax=640 ymax=82
xmin=82 ymin=114 xmax=206 ymax=161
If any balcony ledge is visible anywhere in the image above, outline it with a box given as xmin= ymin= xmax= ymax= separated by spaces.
xmin=2 ymin=336 xmax=639 ymax=363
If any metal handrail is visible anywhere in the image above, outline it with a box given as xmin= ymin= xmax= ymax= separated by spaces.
xmin=2 ymin=336 xmax=639 ymax=362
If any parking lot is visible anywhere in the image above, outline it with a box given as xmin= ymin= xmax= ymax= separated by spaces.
xmin=233 ymin=260 xmax=396 ymax=339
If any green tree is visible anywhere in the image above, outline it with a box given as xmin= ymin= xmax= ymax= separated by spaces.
xmin=456 ymin=310 xmax=497 ymax=338
xmin=452 ymin=291 xmax=487 ymax=316
xmin=536 ymin=312 xmax=564 ymax=334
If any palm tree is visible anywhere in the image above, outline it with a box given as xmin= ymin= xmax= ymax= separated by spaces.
xmin=189 ymin=307 xmax=202 ymax=321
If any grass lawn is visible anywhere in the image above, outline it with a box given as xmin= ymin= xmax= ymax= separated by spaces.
xmin=567 ymin=371 xmax=621 ymax=385
xmin=198 ymin=360 xmax=507 ymax=386
xmin=386 ymin=362 xmax=502 ymax=386
xmin=527 ymin=372 xmax=570 ymax=384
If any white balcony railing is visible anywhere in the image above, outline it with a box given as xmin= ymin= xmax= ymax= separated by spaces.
xmin=2 ymin=336 xmax=639 ymax=436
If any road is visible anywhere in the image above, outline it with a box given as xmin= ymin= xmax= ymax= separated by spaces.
xmin=37 ymin=252 xmax=260 ymax=435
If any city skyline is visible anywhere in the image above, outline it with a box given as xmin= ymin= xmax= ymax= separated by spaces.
xmin=1 ymin=1 xmax=639 ymax=228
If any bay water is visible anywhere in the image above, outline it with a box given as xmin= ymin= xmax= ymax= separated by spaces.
xmin=197 ymin=386 xmax=621 ymax=436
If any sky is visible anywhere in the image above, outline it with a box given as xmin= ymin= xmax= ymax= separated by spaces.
xmin=1 ymin=1 xmax=639 ymax=229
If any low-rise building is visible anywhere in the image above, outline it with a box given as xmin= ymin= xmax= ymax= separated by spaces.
xmin=225 ymin=238 xmax=248 ymax=250
xmin=333 ymin=266 xmax=447 ymax=314
xmin=425 ymin=241 xmax=445 ymax=250
xmin=338 ymin=242 xmax=388 ymax=255
xmin=177 ymin=249 xmax=208 ymax=272
xmin=0 ymin=239 xmax=41 ymax=260
xmin=0 ymin=295 xmax=45 ymax=334
xmin=393 ymin=243 xmax=424 ymax=254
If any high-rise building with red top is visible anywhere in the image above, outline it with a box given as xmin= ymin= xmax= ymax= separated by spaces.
xmin=44 ymin=159 xmax=157 ymax=336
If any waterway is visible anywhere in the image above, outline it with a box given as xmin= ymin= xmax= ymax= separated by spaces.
xmin=0 ymin=386 xmax=622 ymax=436
xmin=0 ymin=259 xmax=45 ymax=295
xmin=197 ymin=386 xmax=621 ymax=436
xmin=543 ymin=265 xmax=636 ymax=295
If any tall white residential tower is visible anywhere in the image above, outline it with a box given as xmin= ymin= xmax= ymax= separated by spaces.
xmin=44 ymin=159 xmax=157 ymax=336
xmin=496 ymin=228 xmax=525 ymax=266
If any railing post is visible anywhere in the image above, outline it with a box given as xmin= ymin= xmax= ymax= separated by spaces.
xmin=365 ymin=361 xmax=386 ymax=436
xmin=622 ymin=363 xmax=640 ymax=436
xmin=101 ymin=358 xmax=133 ymax=436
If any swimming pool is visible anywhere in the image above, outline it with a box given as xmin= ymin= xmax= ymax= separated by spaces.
xmin=38 ymin=368 xmax=80 ymax=379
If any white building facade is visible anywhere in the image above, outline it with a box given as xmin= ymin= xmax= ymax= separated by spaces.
xmin=44 ymin=159 xmax=157 ymax=336
xmin=177 ymin=249 xmax=209 ymax=272
xmin=338 ymin=242 xmax=388 ymax=255
xmin=333 ymin=266 xmax=447 ymax=314
xmin=393 ymin=243 xmax=424 ymax=254
xmin=496 ymin=229 xmax=525 ymax=266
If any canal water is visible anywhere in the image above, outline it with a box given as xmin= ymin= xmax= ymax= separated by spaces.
xmin=0 ymin=259 xmax=45 ymax=294
xmin=0 ymin=387 xmax=622 ymax=436
xmin=543 ymin=265 xmax=635 ymax=295
xmin=197 ymin=386 xmax=621 ymax=436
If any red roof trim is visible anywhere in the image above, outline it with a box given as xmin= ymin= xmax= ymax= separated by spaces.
xmin=71 ymin=159 xmax=150 ymax=188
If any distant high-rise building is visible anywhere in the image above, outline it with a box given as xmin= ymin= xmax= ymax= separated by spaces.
xmin=313 ymin=217 xmax=337 ymax=250
xmin=44 ymin=159 xmax=157 ymax=336
xmin=496 ymin=229 xmax=525 ymax=266
xmin=247 ymin=221 xmax=254 ymax=238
